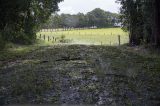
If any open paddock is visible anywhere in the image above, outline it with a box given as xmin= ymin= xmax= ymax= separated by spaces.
xmin=37 ymin=28 xmax=129 ymax=45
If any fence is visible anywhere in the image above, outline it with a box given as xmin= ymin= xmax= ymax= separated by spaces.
xmin=40 ymin=27 xmax=98 ymax=32
xmin=37 ymin=33 xmax=122 ymax=46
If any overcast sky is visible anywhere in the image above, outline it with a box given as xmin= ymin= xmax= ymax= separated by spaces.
xmin=58 ymin=0 xmax=121 ymax=14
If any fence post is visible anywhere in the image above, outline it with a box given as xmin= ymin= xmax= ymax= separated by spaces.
xmin=40 ymin=34 xmax=41 ymax=39
xmin=48 ymin=36 xmax=50 ymax=42
xmin=44 ymin=35 xmax=45 ymax=40
xmin=53 ymin=36 xmax=54 ymax=41
xmin=118 ymin=35 xmax=121 ymax=46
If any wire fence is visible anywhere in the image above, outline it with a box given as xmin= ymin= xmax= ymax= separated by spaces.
xmin=37 ymin=33 xmax=123 ymax=46
xmin=40 ymin=27 xmax=99 ymax=32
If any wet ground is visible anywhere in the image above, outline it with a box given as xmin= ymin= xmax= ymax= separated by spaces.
xmin=0 ymin=45 xmax=160 ymax=105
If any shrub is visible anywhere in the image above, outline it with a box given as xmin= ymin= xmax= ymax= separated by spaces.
xmin=7 ymin=29 xmax=36 ymax=45
xmin=59 ymin=35 xmax=72 ymax=43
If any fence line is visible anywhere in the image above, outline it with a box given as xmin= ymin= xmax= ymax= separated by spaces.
xmin=40 ymin=27 xmax=98 ymax=32
xmin=37 ymin=33 xmax=122 ymax=46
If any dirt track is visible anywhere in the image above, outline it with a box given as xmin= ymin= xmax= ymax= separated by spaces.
xmin=0 ymin=45 xmax=160 ymax=105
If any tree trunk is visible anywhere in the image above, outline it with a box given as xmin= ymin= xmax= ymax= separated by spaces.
xmin=153 ymin=0 xmax=160 ymax=46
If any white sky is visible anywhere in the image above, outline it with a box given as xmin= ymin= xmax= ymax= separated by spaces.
xmin=58 ymin=0 xmax=121 ymax=14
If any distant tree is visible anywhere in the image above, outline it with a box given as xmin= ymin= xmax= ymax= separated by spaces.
xmin=42 ymin=14 xmax=63 ymax=28
xmin=77 ymin=13 xmax=88 ymax=27
xmin=59 ymin=14 xmax=79 ymax=27
xmin=41 ymin=8 xmax=120 ymax=29
xmin=86 ymin=8 xmax=120 ymax=28
xmin=87 ymin=8 xmax=112 ymax=27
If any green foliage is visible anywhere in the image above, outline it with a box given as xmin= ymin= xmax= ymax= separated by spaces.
xmin=117 ymin=0 xmax=144 ymax=45
xmin=87 ymin=8 xmax=119 ymax=27
xmin=117 ymin=0 xmax=160 ymax=46
xmin=0 ymin=0 xmax=63 ymax=47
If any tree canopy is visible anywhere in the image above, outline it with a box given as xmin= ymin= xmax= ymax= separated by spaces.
xmin=0 ymin=0 xmax=62 ymax=49
xmin=117 ymin=0 xmax=160 ymax=46
xmin=41 ymin=8 xmax=120 ymax=29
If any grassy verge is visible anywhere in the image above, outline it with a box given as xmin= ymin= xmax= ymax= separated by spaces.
xmin=0 ymin=40 xmax=53 ymax=62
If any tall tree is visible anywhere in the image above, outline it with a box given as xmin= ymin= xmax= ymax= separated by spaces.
xmin=0 ymin=0 xmax=63 ymax=48
xmin=117 ymin=0 xmax=144 ymax=45
xmin=117 ymin=0 xmax=160 ymax=46
xmin=153 ymin=0 xmax=160 ymax=46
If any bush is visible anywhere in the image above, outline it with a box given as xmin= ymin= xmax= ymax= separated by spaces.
xmin=59 ymin=35 xmax=72 ymax=43
xmin=11 ymin=31 xmax=36 ymax=45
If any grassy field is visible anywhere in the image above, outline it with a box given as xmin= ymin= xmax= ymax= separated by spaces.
xmin=37 ymin=28 xmax=129 ymax=45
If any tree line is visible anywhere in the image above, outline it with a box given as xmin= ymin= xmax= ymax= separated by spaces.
xmin=117 ymin=0 xmax=160 ymax=46
xmin=0 ymin=0 xmax=62 ymax=49
xmin=41 ymin=8 xmax=120 ymax=29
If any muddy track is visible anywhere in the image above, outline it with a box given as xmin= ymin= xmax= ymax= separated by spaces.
xmin=0 ymin=45 xmax=160 ymax=105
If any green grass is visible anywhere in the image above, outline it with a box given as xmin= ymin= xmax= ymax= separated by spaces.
xmin=37 ymin=28 xmax=129 ymax=45
xmin=0 ymin=40 xmax=52 ymax=62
